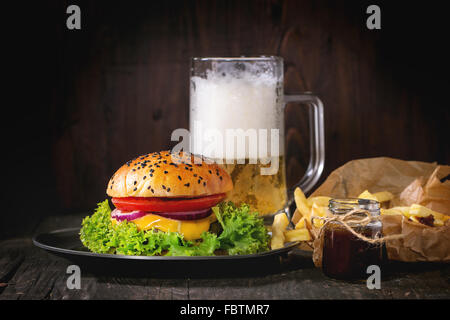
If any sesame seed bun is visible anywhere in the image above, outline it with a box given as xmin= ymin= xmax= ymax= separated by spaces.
xmin=107 ymin=151 xmax=233 ymax=198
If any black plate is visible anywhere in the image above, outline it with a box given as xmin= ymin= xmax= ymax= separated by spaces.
xmin=33 ymin=228 xmax=301 ymax=278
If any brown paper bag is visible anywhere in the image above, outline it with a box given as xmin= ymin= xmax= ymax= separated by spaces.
xmin=310 ymin=157 xmax=450 ymax=263
xmin=400 ymin=165 xmax=450 ymax=214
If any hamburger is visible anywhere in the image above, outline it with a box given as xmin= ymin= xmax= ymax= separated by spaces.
xmin=107 ymin=151 xmax=232 ymax=240
xmin=80 ymin=151 xmax=270 ymax=256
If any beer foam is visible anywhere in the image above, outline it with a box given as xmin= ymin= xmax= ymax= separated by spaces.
xmin=190 ymin=62 xmax=284 ymax=160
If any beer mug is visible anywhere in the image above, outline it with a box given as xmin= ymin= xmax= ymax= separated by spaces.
xmin=189 ymin=56 xmax=324 ymax=216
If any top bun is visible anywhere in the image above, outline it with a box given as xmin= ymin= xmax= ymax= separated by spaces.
xmin=107 ymin=151 xmax=233 ymax=198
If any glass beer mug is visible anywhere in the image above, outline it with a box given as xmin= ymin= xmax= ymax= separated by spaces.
xmin=189 ymin=56 xmax=324 ymax=216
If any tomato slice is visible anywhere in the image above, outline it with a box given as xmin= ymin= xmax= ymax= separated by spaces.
xmin=112 ymin=193 xmax=227 ymax=213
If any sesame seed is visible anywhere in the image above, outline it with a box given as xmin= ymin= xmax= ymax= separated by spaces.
xmin=178 ymin=176 xmax=182 ymax=180
xmin=193 ymin=174 xmax=197 ymax=177
xmin=203 ymin=182 xmax=206 ymax=186
xmin=133 ymin=187 xmax=137 ymax=191
xmin=198 ymin=179 xmax=201 ymax=184
xmin=167 ymin=188 xmax=171 ymax=192
xmin=143 ymin=176 xmax=146 ymax=180
xmin=162 ymin=185 xmax=166 ymax=189
xmin=220 ymin=176 xmax=223 ymax=180
xmin=208 ymin=170 xmax=212 ymax=174
xmin=134 ymin=181 xmax=137 ymax=185
xmin=184 ymin=183 xmax=190 ymax=187
xmin=164 ymin=171 xmax=168 ymax=174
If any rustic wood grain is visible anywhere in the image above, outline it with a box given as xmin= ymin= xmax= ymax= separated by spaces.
xmin=2 ymin=1 xmax=448 ymax=240
xmin=1 ymin=214 xmax=449 ymax=300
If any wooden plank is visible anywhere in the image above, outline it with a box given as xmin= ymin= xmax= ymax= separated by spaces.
xmin=186 ymin=263 xmax=450 ymax=300
xmin=1 ymin=242 xmax=449 ymax=300
xmin=2 ymin=215 xmax=449 ymax=300
xmin=0 ymin=239 xmax=28 ymax=295
xmin=0 ymin=244 xmax=65 ymax=300
xmin=147 ymin=279 xmax=189 ymax=300
xmin=3 ymin=1 xmax=449 ymax=242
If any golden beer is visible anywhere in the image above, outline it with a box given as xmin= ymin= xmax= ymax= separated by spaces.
xmin=190 ymin=57 xmax=325 ymax=218
xmin=219 ymin=157 xmax=287 ymax=215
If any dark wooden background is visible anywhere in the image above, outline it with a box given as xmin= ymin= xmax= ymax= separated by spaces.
xmin=2 ymin=0 xmax=449 ymax=239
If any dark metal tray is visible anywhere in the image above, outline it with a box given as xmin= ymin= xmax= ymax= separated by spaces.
xmin=33 ymin=228 xmax=301 ymax=277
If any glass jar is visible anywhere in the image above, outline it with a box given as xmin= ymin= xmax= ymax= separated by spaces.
xmin=322 ymin=198 xmax=383 ymax=280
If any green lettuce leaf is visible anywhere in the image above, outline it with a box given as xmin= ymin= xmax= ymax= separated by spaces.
xmin=80 ymin=199 xmax=270 ymax=256
xmin=79 ymin=200 xmax=115 ymax=254
xmin=214 ymin=201 xmax=270 ymax=255
xmin=80 ymin=200 xmax=219 ymax=256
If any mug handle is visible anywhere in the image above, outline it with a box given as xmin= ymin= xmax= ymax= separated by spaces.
xmin=284 ymin=93 xmax=325 ymax=204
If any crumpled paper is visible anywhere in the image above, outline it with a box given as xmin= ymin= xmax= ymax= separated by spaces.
xmin=309 ymin=157 xmax=450 ymax=263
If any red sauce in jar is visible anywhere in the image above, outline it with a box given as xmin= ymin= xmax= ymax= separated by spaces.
xmin=321 ymin=199 xmax=383 ymax=280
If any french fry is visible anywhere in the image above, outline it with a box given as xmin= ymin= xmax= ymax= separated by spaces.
xmin=291 ymin=209 xmax=302 ymax=225
xmin=382 ymin=204 xmax=448 ymax=227
xmin=294 ymin=188 xmax=311 ymax=220
xmin=295 ymin=217 xmax=306 ymax=229
xmin=381 ymin=206 xmax=410 ymax=216
xmin=408 ymin=216 xmax=422 ymax=224
xmin=358 ymin=190 xmax=378 ymax=201
xmin=409 ymin=215 xmax=444 ymax=227
xmin=271 ymin=212 xmax=289 ymax=249
xmin=373 ymin=191 xmax=394 ymax=203
xmin=390 ymin=206 xmax=411 ymax=217
xmin=284 ymin=228 xmax=311 ymax=242
xmin=311 ymin=203 xmax=328 ymax=228
xmin=409 ymin=204 xmax=449 ymax=222
xmin=307 ymin=196 xmax=331 ymax=207
xmin=434 ymin=219 xmax=445 ymax=227
xmin=292 ymin=187 xmax=447 ymax=230
xmin=380 ymin=208 xmax=404 ymax=216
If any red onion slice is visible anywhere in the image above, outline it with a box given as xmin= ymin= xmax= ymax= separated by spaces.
xmin=111 ymin=209 xmax=148 ymax=221
xmin=111 ymin=208 xmax=212 ymax=221
xmin=155 ymin=208 xmax=212 ymax=221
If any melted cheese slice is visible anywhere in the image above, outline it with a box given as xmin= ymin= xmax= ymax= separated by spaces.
xmin=112 ymin=213 xmax=216 ymax=241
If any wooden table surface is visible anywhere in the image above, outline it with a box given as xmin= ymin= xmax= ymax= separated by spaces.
xmin=1 ymin=214 xmax=449 ymax=300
